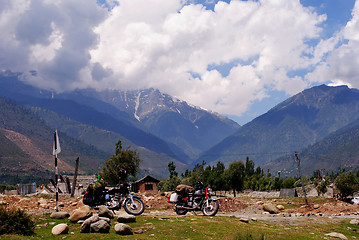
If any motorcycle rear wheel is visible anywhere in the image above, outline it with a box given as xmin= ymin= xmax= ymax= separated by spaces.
xmin=123 ymin=197 xmax=145 ymax=215
xmin=175 ymin=206 xmax=188 ymax=215
xmin=202 ymin=200 xmax=219 ymax=216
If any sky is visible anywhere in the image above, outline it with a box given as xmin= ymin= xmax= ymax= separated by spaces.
xmin=0 ymin=0 xmax=358 ymax=125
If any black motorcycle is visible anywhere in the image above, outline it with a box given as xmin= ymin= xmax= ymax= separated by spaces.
xmin=168 ymin=183 xmax=219 ymax=216
xmin=83 ymin=183 xmax=145 ymax=215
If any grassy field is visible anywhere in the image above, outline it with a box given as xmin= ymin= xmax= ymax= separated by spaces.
xmin=1 ymin=212 xmax=358 ymax=240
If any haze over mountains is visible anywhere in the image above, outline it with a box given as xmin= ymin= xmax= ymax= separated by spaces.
xmin=1 ymin=71 xmax=359 ymax=183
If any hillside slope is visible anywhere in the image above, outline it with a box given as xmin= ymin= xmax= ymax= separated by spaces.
xmin=0 ymin=97 xmax=109 ymax=184
xmin=30 ymin=107 xmax=187 ymax=178
xmin=197 ymin=85 xmax=359 ymax=168
xmin=265 ymin=118 xmax=359 ymax=176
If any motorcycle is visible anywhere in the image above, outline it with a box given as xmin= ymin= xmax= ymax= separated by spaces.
xmin=83 ymin=183 xmax=145 ymax=215
xmin=168 ymin=184 xmax=219 ymax=216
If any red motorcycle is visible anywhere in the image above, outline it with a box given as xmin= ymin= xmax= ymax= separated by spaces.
xmin=168 ymin=182 xmax=219 ymax=216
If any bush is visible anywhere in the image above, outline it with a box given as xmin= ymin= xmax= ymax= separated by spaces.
xmin=335 ymin=171 xmax=359 ymax=197
xmin=0 ymin=206 xmax=35 ymax=236
xmin=282 ymin=178 xmax=296 ymax=188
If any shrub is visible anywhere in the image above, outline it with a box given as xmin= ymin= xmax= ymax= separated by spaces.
xmin=0 ymin=206 xmax=35 ymax=236
xmin=335 ymin=171 xmax=359 ymax=197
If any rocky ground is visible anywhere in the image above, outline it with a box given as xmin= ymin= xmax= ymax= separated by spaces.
xmin=1 ymin=192 xmax=359 ymax=220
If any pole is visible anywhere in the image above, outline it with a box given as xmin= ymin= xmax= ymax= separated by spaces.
xmin=54 ymin=131 xmax=59 ymax=212
xmin=295 ymin=151 xmax=308 ymax=205
xmin=71 ymin=157 xmax=79 ymax=197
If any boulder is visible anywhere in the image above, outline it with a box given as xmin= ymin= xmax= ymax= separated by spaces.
xmin=98 ymin=205 xmax=115 ymax=219
xmin=324 ymin=232 xmax=348 ymax=240
xmin=99 ymin=217 xmax=111 ymax=223
xmin=81 ymin=214 xmax=99 ymax=233
xmin=263 ymin=203 xmax=279 ymax=214
xmin=50 ymin=212 xmax=70 ymax=219
xmin=38 ymin=198 xmax=48 ymax=205
xmin=114 ymin=223 xmax=133 ymax=235
xmin=69 ymin=205 xmax=91 ymax=222
xmin=90 ymin=220 xmax=110 ymax=233
xmin=276 ymin=205 xmax=285 ymax=210
xmin=350 ymin=219 xmax=359 ymax=225
xmin=117 ymin=213 xmax=136 ymax=223
xmin=239 ymin=218 xmax=249 ymax=223
xmin=51 ymin=223 xmax=69 ymax=235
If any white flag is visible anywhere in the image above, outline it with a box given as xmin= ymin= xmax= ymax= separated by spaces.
xmin=53 ymin=130 xmax=61 ymax=155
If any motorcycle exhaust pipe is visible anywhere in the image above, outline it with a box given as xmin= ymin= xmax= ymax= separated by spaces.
xmin=176 ymin=206 xmax=194 ymax=210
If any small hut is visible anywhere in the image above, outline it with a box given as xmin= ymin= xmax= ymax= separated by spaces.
xmin=132 ymin=175 xmax=160 ymax=194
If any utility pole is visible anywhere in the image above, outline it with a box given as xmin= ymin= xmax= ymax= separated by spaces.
xmin=295 ymin=152 xmax=308 ymax=205
xmin=71 ymin=157 xmax=79 ymax=197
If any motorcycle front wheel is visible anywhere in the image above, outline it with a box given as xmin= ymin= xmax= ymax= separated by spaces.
xmin=123 ymin=196 xmax=145 ymax=215
xmin=202 ymin=199 xmax=219 ymax=216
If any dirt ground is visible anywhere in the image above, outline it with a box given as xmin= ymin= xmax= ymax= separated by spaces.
xmin=1 ymin=192 xmax=359 ymax=218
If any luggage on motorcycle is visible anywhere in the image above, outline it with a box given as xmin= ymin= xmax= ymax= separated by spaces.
xmin=168 ymin=193 xmax=179 ymax=203
xmin=83 ymin=191 xmax=93 ymax=205
xmin=175 ymin=184 xmax=195 ymax=195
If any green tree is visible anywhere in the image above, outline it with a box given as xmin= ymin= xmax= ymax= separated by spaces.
xmin=335 ymin=171 xmax=359 ymax=197
xmin=282 ymin=178 xmax=296 ymax=189
xmin=101 ymin=140 xmax=141 ymax=185
xmin=224 ymin=161 xmax=245 ymax=197
xmin=245 ymin=157 xmax=255 ymax=177
xmin=168 ymin=161 xmax=178 ymax=178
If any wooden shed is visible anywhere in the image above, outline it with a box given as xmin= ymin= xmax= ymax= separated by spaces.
xmin=132 ymin=175 xmax=160 ymax=194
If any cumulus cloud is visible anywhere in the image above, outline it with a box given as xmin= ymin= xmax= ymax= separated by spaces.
xmin=0 ymin=0 xmax=341 ymax=117
xmin=306 ymin=0 xmax=359 ymax=89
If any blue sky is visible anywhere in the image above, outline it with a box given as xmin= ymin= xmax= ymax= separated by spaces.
xmin=1 ymin=0 xmax=359 ymax=125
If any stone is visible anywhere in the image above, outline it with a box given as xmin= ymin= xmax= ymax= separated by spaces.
xmin=239 ymin=218 xmax=249 ymax=223
xmin=69 ymin=205 xmax=91 ymax=222
xmin=117 ymin=213 xmax=136 ymax=223
xmin=313 ymin=204 xmax=320 ymax=209
xmin=90 ymin=220 xmax=110 ymax=233
xmin=99 ymin=217 xmax=111 ymax=223
xmin=81 ymin=214 xmax=100 ymax=233
xmin=251 ymin=217 xmax=258 ymax=221
xmin=98 ymin=205 xmax=115 ymax=219
xmin=38 ymin=198 xmax=48 ymax=205
xmin=51 ymin=223 xmax=69 ymax=235
xmin=256 ymin=201 xmax=264 ymax=205
xmin=263 ymin=203 xmax=279 ymax=214
xmin=350 ymin=219 xmax=359 ymax=225
xmin=324 ymin=232 xmax=348 ymax=240
xmin=50 ymin=212 xmax=70 ymax=219
xmin=276 ymin=205 xmax=285 ymax=210
xmin=114 ymin=223 xmax=133 ymax=235
xmin=135 ymin=229 xmax=144 ymax=234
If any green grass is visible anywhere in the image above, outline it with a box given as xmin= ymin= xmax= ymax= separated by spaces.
xmin=1 ymin=212 xmax=358 ymax=240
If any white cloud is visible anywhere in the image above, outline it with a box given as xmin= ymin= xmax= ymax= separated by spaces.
xmin=306 ymin=0 xmax=359 ymax=89
xmin=0 ymin=0 xmax=332 ymax=117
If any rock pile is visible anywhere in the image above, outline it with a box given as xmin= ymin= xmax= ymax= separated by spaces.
xmin=50 ymin=205 xmax=137 ymax=235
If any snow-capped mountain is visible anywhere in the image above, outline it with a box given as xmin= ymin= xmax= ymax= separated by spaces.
xmin=76 ymin=88 xmax=240 ymax=161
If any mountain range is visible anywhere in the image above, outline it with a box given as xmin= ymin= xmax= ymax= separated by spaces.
xmin=0 ymin=71 xmax=238 ymax=181
xmin=1 ymin=70 xmax=359 ymax=183
xmin=198 ymin=84 xmax=359 ymax=174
